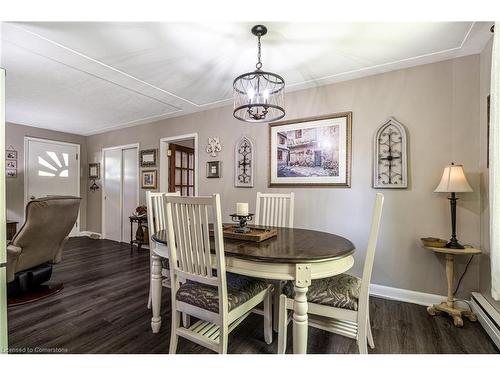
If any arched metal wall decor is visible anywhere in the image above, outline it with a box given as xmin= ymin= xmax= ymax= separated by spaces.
xmin=234 ymin=136 xmax=254 ymax=188
xmin=373 ymin=117 xmax=408 ymax=189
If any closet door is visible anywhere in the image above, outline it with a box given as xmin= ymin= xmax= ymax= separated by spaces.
xmin=121 ymin=147 xmax=138 ymax=243
xmin=103 ymin=148 xmax=122 ymax=242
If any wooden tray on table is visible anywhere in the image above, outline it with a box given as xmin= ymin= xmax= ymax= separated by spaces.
xmin=220 ymin=225 xmax=277 ymax=242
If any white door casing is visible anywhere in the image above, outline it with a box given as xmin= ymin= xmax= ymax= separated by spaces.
xmin=159 ymin=133 xmax=198 ymax=195
xmin=24 ymin=137 xmax=80 ymax=235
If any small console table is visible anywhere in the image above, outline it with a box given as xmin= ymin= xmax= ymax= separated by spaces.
xmin=129 ymin=216 xmax=149 ymax=252
xmin=423 ymin=245 xmax=481 ymax=327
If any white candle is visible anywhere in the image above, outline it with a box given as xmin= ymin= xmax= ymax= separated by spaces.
xmin=236 ymin=202 xmax=249 ymax=216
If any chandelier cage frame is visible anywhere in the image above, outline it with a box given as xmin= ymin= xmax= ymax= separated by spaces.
xmin=233 ymin=25 xmax=286 ymax=123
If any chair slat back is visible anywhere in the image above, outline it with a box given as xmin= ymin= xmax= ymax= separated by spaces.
xmin=255 ymin=192 xmax=295 ymax=228
xmin=358 ymin=193 xmax=384 ymax=315
xmin=146 ymin=191 xmax=180 ymax=252
xmin=165 ymin=194 xmax=228 ymax=315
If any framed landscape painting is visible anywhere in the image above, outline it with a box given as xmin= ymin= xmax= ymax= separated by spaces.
xmin=269 ymin=112 xmax=352 ymax=187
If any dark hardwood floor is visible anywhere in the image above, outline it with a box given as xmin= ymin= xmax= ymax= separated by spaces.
xmin=7 ymin=237 xmax=499 ymax=354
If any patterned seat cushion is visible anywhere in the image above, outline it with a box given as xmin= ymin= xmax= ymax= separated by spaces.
xmin=176 ymin=273 xmax=268 ymax=313
xmin=282 ymin=274 xmax=361 ymax=311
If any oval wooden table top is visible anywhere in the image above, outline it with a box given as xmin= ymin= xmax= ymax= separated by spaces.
xmin=152 ymin=226 xmax=355 ymax=264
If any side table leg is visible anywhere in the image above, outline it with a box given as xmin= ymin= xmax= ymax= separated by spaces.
xmin=136 ymin=223 xmax=144 ymax=252
xmin=130 ymin=221 xmax=134 ymax=252
xmin=445 ymin=254 xmax=455 ymax=308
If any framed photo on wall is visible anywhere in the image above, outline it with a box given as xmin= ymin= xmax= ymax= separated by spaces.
xmin=140 ymin=149 xmax=157 ymax=167
xmin=141 ymin=170 xmax=157 ymax=189
xmin=269 ymin=112 xmax=352 ymax=187
xmin=206 ymin=161 xmax=221 ymax=178
xmin=6 ymin=150 xmax=17 ymax=160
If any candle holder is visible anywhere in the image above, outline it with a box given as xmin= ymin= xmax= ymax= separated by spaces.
xmin=230 ymin=213 xmax=254 ymax=233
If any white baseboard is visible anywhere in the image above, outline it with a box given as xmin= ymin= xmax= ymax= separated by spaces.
xmin=78 ymin=231 xmax=102 ymax=239
xmin=370 ymin=283 xmax=446 ymax=306
xmin=471 ymin=292 xmax=500 ymax=349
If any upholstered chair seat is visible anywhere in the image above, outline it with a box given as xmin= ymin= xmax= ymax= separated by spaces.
xmin=282 ymin=274 xmax=361 ymax=311
xmin=176 ymin=273 xmax=268 ymax=313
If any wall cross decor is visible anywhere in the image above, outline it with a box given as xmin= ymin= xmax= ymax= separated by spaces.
xmin=373 ymin=117 xmax=408 ymax=189
xmin=206 ymin=137 xmax=222 ymax=157
xmin=234 ymin=136 xmax=254 ymax=187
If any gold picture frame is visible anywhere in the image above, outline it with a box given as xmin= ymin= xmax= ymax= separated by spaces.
xmin=269 ymin=112 xmax=352 ymax=187
xmin=140 ymin=149 xmax=157 ymax=167
xmin=141 ymin=169 xmax=157 ymax=189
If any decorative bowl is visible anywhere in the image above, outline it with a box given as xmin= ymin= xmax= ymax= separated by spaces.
xmin=421 ymin=237 xmax=447 ymax=248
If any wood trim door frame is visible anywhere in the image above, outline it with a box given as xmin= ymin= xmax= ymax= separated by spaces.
xmin=101 ymin=143 xmax=140 ymax=240
xmin=23 ymin=136 xmax=81 ymax=233
xmin=159 ymin=133 xmax=198 ymax=195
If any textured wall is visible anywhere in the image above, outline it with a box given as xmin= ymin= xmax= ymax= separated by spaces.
xmin=5 ymin=122 xmax=87 ymax=230
xmin=84 ymin=55 xmax=481 ymax=297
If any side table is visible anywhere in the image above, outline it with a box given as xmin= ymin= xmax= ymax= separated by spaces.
xmin=423 ymin=245 xmax=481 ymax=327
xmin=129 ymin=215 xmax=149 ymax=252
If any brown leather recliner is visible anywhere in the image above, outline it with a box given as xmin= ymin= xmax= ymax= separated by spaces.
xmin=7 ymin=196 xmax=81 ymax=295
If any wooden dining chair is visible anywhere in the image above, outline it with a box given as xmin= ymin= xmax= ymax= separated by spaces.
xmin=255 ymin=192 xmax=295 ymax=228
xmin=145 ymin=191 xmax=180 ymax=309
xmin=277 ymin=193 xmax=384 ymax=354
xmin=255 ymin=192 xmax=295 ymax=331
xmin=165 ymin=194 xmax=273 ymax=354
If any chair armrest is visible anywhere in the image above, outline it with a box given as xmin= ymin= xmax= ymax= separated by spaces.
xmin=6 ymin=244 xmax=22 ymax=283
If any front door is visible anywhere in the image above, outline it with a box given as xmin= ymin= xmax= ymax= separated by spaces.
xmin=168 ymin=144 xmax=195 ymax=196
xmin=25 ymin=137 xmax=80 ymax=235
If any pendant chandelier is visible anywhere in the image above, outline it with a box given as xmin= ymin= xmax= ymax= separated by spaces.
xmin=233 ymin=25 xmax=285 ymax=123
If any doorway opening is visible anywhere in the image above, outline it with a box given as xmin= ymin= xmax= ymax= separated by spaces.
xmin=159 ymin=133 xmax=198 ymax=196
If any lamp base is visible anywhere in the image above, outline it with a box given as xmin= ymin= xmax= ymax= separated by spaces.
xmin=445 ymin=238 xmax=465 ymax=249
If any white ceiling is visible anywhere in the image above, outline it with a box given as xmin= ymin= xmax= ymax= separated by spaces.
xmin=0 ymin=22 xmax=493 ymax=135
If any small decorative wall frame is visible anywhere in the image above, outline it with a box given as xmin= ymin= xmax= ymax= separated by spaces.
xmin=6 ymin=149 xmax=17 ymax=160
xmin=140 ymin=149 xmax=157 ymax=167
xmin=89 ymin=163 xmax=100 ymax=192
xmin=5 ymin=146 xmax=17 ymax=178
xmin=141 ymin=170 xmax=157 ymax=189
xmin=373 ymin=117 xmax=408 ymax=189
xmin=89 ymin=163 xmax=100 ymax=179
xmin=234 ymin=136 xmax=254 ymax=188
xmin=206 ymin=161 xmax=221 ymax=178
xmin=206 ymin=137 xmax=222 ymax=157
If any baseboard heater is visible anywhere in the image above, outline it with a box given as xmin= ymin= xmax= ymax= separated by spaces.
xmin=471 ymin=292 xmax=500 ymax=350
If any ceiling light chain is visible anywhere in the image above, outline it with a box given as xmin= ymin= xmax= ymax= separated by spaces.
xmin=256 ymin=34 xmax=262 ymax=70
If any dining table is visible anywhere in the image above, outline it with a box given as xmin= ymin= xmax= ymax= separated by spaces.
xmin=151 ymin=226 xmax=355 ymax=354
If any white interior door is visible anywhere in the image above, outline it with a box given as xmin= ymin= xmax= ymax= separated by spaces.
xmin=103 ymin=145 xmax=138 ymax=243
xmin=25 ymin=137 xmax=80 ymax=235
xmin=103 ymin=148 xmax=122 ymax=242
xmin=122 ymin=147 xmax=139 ymax=243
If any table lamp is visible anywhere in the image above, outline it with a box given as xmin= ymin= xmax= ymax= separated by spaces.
xmin=434 ymin=163 xmax=473 ymax=249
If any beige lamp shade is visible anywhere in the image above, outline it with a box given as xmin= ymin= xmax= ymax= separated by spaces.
xmin=434 ymin=164 xmax=473 ymax=193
